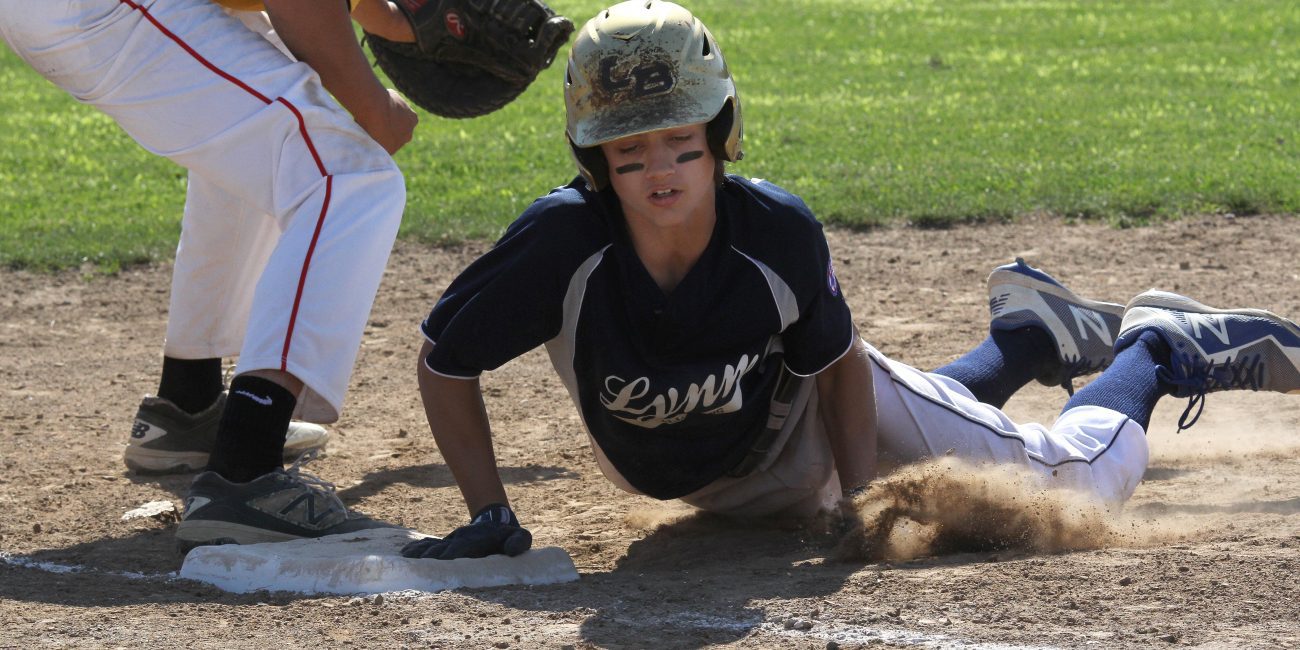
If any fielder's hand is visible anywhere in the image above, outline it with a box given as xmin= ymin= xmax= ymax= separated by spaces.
xmin=356 ymin=89 xmax=418 ymax=155
xmin=401 ymin=503 xmax=532 ymax=560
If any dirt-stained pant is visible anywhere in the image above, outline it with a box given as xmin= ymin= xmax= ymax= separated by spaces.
xmin=0 ymin=0 xmax=405 ymax=422
xmin=678 ymin=340 xmax=1150 ymax=518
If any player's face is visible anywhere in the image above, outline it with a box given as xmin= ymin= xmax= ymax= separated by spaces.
xmin=600 ymin=123 xmax=717 ymax=232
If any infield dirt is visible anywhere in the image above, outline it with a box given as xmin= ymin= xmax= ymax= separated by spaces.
xmin=2 ymin=214 xmax=1298 ymax=648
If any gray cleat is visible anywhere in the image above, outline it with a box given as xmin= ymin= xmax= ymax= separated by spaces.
xmin=175 ymin=452 xmax=393 ymax=554
xmin=988 ymin=258 xmax=1125 ymax=393
xmin=126 ymin=393 xmax=330 ymax=474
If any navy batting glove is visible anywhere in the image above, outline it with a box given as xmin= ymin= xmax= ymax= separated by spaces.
xmin=401 ymin=503 xmax=532 ymax=560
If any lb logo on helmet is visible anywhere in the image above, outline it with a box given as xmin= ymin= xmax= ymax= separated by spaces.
xmin=444 ymin=11 xmax=467 ymax=39
xmin=597 ymin=56 xmax=675 ymax=99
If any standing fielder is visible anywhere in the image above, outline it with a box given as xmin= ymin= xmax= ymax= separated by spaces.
xmin=400 ymin=0 xmax=1300 ymax=561
xmin=4 ymin=0 xmax=570 ymax=550
xmin=3 ymin=0 xmax=419 ymax=546
xmin=119 ymin=1 xmax=420 ymax=476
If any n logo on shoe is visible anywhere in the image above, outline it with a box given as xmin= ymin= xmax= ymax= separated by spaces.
xmin=280 ymin=492 xmax=338 ymax=527
xmin=1187 ymin=313 xmax=1231 ymax=345
xmin=1068 ymin=305 xmax=1114 ymax=346
xmin=183 ymin=496 xmax=211 ymax=517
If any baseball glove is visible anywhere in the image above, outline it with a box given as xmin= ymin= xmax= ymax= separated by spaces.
xmin=366 ymin=0 xmax=574 ymax=118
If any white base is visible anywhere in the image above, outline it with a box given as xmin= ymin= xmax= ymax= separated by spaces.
xmin=179 ymin=528 xmax=578 ymax=595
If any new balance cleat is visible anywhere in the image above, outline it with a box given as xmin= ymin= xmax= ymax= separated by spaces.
xmin=125 ymin=392 xmax=330 ymax=474
xmin=175 ymin=452 xmax=393 ymax=554
xmin=988 ymin=258 xmax=1125 ymax=393
xmin=1116 ymin=290 xmax=1300 ymax=430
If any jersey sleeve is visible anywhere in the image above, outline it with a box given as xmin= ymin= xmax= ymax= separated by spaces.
xmin=421 ymin=192 xmax=593 ymax=377
xmin=734 ymin=179 xmax=855 ymax=376
xmin=780 ymin=219 xmax=855 ymax=376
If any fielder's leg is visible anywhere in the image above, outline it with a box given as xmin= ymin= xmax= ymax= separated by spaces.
xmin=2 ymin=0 xmax=401 ymax=545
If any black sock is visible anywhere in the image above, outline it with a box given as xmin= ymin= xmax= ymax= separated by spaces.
xmin=932 ymin=327 xmax=1056 ymax=408
xmin=1063 ymin=330 xmax=1173 ymax=431
xmin=157 ymin=356 xmax=224 ymax=414
xmin=205 ymin=375 xmax=295 ymax=483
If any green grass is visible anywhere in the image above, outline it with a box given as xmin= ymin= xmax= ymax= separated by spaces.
xmin=0 ymin=61 xmax=188 ymax=271
xmin=3 ymin=0 xmax=1298 ymax=269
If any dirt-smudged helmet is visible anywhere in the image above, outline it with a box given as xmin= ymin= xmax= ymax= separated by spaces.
xmin=564 ymin=0 xmax=743 ymax=190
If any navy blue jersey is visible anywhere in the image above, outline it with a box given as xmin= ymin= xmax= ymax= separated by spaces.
xmin=422 ymin=175 xmax=855 ymax=499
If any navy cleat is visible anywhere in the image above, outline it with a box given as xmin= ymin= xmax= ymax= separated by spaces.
xmin=175 ymin=451 xmax=393 ymax=554
xmin=988 ymin=258 xmax=1125 ymax=393
xmin=1116 ymin=290 xmax=1300 ymax=430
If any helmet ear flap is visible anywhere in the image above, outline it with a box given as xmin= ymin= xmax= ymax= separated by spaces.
xmin=570 ymin=142 xmax=610 ymax=191
xmin=706 ymin=97 xmax=743 ymax=162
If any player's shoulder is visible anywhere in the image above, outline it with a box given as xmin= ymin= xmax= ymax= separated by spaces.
xmin=518 ymin=177 xmax=601 ymax=223
xmin=721 ymin=175 xmax=824 ymax=238
xmin=505 ymin=177 xmax=614 ymax=250
xmin=723 ymin=174 xmax=805 ymax=202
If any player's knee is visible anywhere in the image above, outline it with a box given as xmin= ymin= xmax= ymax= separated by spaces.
xmin=377 ymin=164 xmax=406 ymax=201
xmin=353 ymin=160 xmax=405 ymax=204
xmin=366 ymin=167 xmax=407 ymax=233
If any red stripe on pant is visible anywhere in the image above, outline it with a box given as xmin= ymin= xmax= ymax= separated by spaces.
xmin=119 ymin=0 xmax=331 ymax=372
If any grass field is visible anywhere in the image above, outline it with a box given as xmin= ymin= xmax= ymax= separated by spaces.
xmin=2 ymin=0 xmax=1298 ymax=270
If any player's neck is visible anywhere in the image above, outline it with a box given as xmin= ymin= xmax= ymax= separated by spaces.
xmin=623 ymin=208 xmax=716 ymax=295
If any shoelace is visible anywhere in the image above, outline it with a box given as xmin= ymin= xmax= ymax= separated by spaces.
xmin=1056 ymin=354 xmax=1113 ymax=395
xmin=1158 ymin=352 xmax=1265 ymax=431
xmin=283 ymin=449 xmax=350 ymax=516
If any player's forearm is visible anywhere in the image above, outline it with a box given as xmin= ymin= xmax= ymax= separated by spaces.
xmin=262 ymin=0 xmax=391 ymax=126
xmin=417 ymin=347 xmax=511 ymax=516
xmin=816 ymin=336 xmax=879 ymax=491
xmin=351 ymin=0 xmax=415 ymax=42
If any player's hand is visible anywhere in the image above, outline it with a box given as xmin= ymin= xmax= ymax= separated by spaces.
xmin=357 ymin=89 xmax=419 ymax=155
xmin=401 ymin=503 xmax=532 ymax=560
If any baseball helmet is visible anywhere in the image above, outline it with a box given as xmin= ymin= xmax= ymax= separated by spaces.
xmin=564 ymin=0 xmax=743 ymax=190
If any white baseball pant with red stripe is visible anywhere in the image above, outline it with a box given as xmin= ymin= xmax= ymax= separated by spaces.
xmin=0 ymin=0 xmax=404 ymax=423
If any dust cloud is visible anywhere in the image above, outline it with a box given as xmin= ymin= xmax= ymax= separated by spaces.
xmin=834 ymin=458 xmax=1199 ymax=562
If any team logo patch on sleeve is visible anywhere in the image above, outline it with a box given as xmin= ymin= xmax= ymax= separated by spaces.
xmin=827 ymin=259 xmax=841 ymax=296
